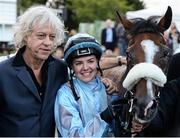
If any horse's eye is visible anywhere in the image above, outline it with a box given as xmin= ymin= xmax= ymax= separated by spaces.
xmin=163 ymin=49 xmax=173 ymax=57
xmin=160 ymin=38 xmax=166 ymax=45
xmin=163 ymin=50 xmax=169 ymax=57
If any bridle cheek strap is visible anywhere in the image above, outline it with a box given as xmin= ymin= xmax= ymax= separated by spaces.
xmin=123 ymin=63 xmax=167 ymax=90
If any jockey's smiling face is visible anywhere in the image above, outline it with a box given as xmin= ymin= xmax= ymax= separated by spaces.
xmin=72 ymin=55 xmax=98 ymax=83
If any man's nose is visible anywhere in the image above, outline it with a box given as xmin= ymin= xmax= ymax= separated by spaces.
xmin=43 ymin=36 xmax=53 ymax=46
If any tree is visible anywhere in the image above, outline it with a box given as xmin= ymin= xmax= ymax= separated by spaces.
xmin=17 ymin=0 xmax=144 ymax=30
xmin=17 ymin=0 xmax=47 ymax=15
xmin=65 ymin=0 xmax=144 ymax=30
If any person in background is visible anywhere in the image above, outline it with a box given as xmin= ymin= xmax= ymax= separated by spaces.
xmin=101 ymin=19 xmax=117 ymax=54
xmin=115 ymin=21 xmax=128 ymax=56
xmin=0 ymin=43 xmax=17 ymax=62
xmin=69 ymin=29 xmax=77 ymax=37
xmin=166 ymin=24 xmax=180 ymax=81
xmin=53 ymin=45 xmax=64 ymax=59
xmin=168 ymin=22 xmax=180 ymax=54
xmin=0 ymin=5 xmax=68 ymax=137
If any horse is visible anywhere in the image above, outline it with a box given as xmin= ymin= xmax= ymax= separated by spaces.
xmin=100 ymin=6 xmax=173 ymax=136
xmin=100 ymin=55 xmax=127 ymax=94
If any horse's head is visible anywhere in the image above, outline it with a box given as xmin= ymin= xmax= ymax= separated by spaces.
xmin=117 ymin=6 xmax=173 ymax=124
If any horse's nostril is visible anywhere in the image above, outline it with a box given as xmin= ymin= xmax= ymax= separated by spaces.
xmin=133 ymin=99 xmax=158 ymax=124
xmin=152 ymin=99 xmax=158 ymax=109
xmin=144 ymin=100 xmax=153 ymax=116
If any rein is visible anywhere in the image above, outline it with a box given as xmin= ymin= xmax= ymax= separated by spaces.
xmin=111 ymin=89 xmax=137 ymax=136
xmin=101 ymin=64 xmax=120 ymax=70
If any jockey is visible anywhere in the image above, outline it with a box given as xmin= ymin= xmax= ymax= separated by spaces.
xmin=54 ymin=33 xmax=116 ymax=137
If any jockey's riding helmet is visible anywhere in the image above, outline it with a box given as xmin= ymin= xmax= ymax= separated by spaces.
xmin=64 ymin=33 xmax=103 ymax=66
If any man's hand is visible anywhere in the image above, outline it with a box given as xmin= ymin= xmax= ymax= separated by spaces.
xmin=131 ymin=119 xmax=149 ymax=136
xmin=131 ymin=120 xmax=143 ymax=133
xmin=101 ymin=77 xmax=117 ymax=94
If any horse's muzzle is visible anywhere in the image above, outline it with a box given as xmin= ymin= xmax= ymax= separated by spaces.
xmin=133 ymin=99 xmax=158 ymax=124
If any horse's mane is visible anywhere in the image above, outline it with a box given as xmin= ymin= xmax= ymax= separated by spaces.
xmin=128 ymin=16 xmax=162 ymax=36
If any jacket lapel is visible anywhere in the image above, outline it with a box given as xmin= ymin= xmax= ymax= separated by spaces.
xmin=43 ymin=61 xmax=55 ymax=100
xmin=12 ymin=47 xmax=41 ymax=102
xmin=16 ymin=67 xmax=41 ymax=102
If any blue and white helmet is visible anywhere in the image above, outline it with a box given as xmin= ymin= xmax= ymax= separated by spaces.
xmin=64 ymin=33 xmax=103 ymax=65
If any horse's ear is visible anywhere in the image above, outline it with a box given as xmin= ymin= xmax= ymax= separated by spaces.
xmin=158 ymin=6 xmax=172 ymax=32
xmin=116 ymin=11 xmax=133 ymax=30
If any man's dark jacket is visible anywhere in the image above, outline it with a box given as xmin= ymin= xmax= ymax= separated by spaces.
xmin=167 ymin=53 xmax=180 ymax=81
xmin=0 ymin=48 xmax=68 ymax=136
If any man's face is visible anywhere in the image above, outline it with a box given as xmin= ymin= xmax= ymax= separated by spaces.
xmin=25 ymin=24 xmax=56 ymax=60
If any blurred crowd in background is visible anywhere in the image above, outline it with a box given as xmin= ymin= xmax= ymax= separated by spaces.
xmin=52 ymin=19 xmax=180 ymax=61
xmin=1 ymin=18 xmax=180 ymax=62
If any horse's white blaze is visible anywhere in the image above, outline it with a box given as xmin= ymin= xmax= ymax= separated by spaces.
xmin=147 ymin=80 xmax=154 ymax=98
xmin=141 ymin=40 xmax=159 ymax=98
xmin=141 ymin=40 xmax=159 ymax=63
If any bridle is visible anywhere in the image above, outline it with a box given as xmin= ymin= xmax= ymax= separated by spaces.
xmin=101 ymin=64 xmax=121 ymax=71
xmin=111 ymin=34 xmax=173 ymax=136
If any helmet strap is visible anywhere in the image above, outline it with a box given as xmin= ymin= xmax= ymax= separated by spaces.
xmin=69 ymin=69 xmax=80 ymax=101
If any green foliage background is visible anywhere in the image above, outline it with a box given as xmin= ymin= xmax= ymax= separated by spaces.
xmin=17 ymin=0 xmax=144 ymax=30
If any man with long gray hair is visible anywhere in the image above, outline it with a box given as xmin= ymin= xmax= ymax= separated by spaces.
xmin=0 ymin=5 xmax=68 ymax=136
